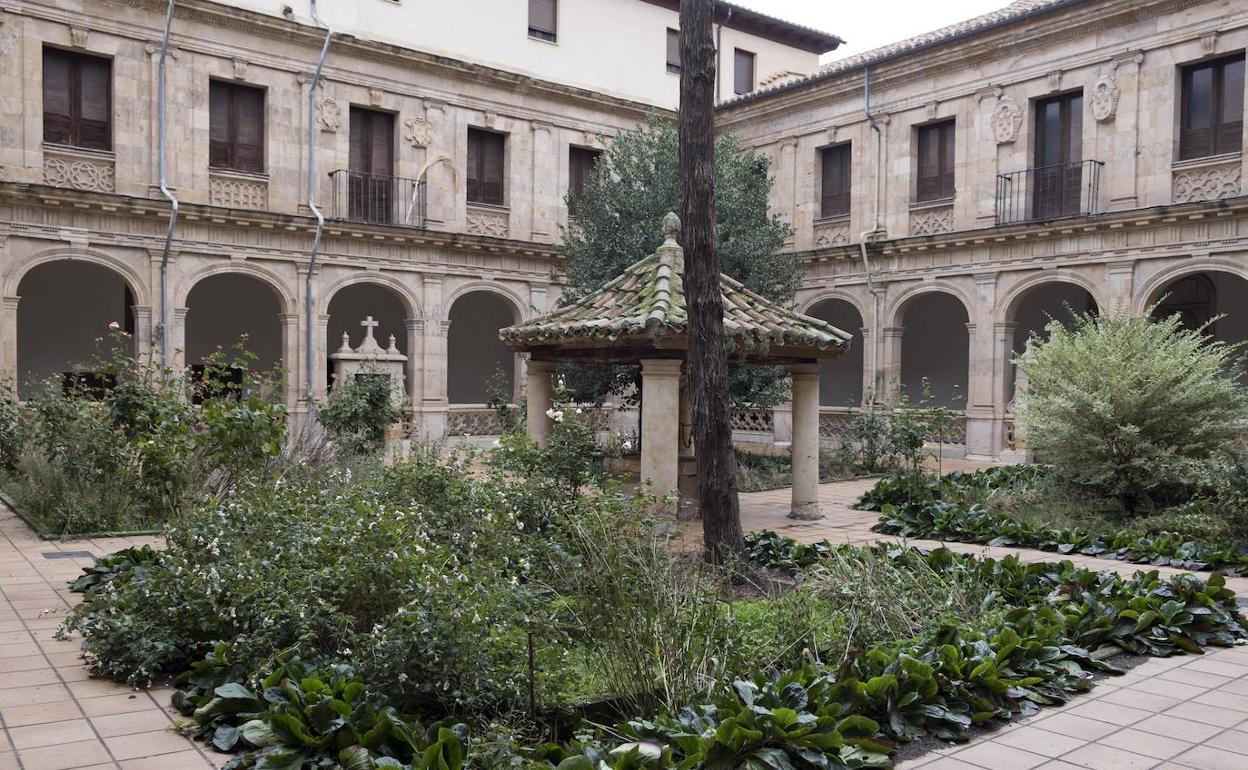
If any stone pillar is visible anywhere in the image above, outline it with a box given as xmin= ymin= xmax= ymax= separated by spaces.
xmin=526 ymin=359 xmax=555 ymax=447
xmin=404 ymin=318 xmax=423 ymax=420
xmin=640 ymin=358 xmax=681 ymax=510
xmin=790 ymin=363 xmax=822 ymax=520
xmin=131 ymin=305 xmax=154 ymax=364
xmin=882 ymin=326 xmax=904 ymax=402
xmin=279 ymin=312 xmax=301 ymax=410
xmin=0 ymin=295 xmax=19 ymax=394
xmin=418 ymin=277 xmax=449 ymax=439
xmin=1106 ymin=262 xmax=1135 ymax=315
xmin=170 ymin=307 xmax=188 ymax=371
xmin=992 ymin=322 xmax=1017 ymax=416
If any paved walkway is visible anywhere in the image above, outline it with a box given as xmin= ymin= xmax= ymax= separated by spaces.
xmin=1 ymin=472 xmax=1247 ymax=769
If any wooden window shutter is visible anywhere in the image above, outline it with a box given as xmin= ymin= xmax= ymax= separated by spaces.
xmin=1216 ymin=56 xmax=1244 ymax=155
xmin=234 ymin=86 xmax=265 ymax=174
xmin=466 ymin=129 xmax=481 ymax=203
xmin=734 ymin=49 xmax=754 ymax=95
xmin=940 ymin=122 xmax=956 ymax=199
xmin=568 ymin=146 xmax=600 ymax=204
xmin=42 ymin=49 xmax=73 ymax=146
xmin=529 ymin=0 xmax=557 ymax=40
xmin=209 ymin=82 xmax=230 ymax=168
xmin=77 ymin=55 xmax=111 ymax=150
xmin=482 ymin=131 xmax=505 ymax=205
xmin=820 ymin=144 xmax=850 ymax=219
xmin=666 ymin=29 xmax=681 ymax=73
xmin=916 ymin=120 xmax=955 ymax=202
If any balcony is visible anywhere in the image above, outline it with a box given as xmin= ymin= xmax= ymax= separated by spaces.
xmin=329 ymin=170 xmax=427 ymax=228
xmin=995 ymin=159 xmax=1104 ymax=226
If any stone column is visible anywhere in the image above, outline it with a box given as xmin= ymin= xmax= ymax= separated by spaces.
xmin=882 ymin=326 xmax=905 ymax=402
xmin=1106 ymin=262 xmax=1135 ymax=315
xmin=170 ymin=307 xmax=189 ymax=371
xmin=526 ymin=359 xmax=555 ymax=447
xmin=0 ymin=295 xmax=19 ymax=394
xmin=279 ymin=312 xmax=301 ymax=410
xmin=640 ymin=358 xmax=681 ymax=511
xmin=790 ymin=363 xmax=822 ymax=520
xmin=992 ymin=322 xmax=1017 ymax=416
xmin=404 ymin=318 xmax=423 ymax=420
xmin=132 ymin=305 xmax=154 ymax=364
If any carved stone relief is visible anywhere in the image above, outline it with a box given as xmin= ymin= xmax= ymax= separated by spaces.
xmin=1173 ymin=161 xmax=1242 ymax=203
xmin=991 ymin=98 xmax=1023 ymax=144
xmin=316 ymin=93 xmax=341 ymax=133
xmin=404 ymin=117 xmax=432 ymax=148
xmin=1090 ymin=75 xmax=1120 ymax=122
xmin=43 ymin=151 xmax=114 ymax=192
xmin=70 ymin=26 xmax=88 ymax=48
xmin=910 ymin=204 xmax=954 ymax=236
xmin=209 ymin=174 xmax=269 ymax=209
xmin=465 ymin=206 xmax=509 ymax=238
xmin=232 ymin=58 xmax=247 ymax=80
xmin=813 ymin=219 xmax=850 ymax=248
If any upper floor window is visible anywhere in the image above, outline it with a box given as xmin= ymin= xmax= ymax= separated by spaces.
xmin=468 ymin=128 xmax=506 ymax=206
xmin=43 ymin=47 xmax=111 ymax=151
xmin=734 ymin=49 xmax=755 ymax=95
xmin=915 ymin=120 xmax=955 ymax=202
xmin=819 ymin=143 xmax=851 ymax=219
xmin=529 ymin=0 xmax=557 ymax=42
xmin=348 ymin=107 xmax=396 ymax=223
xmin=209 ymin=81 xmax=265 ymax=174
xmin=568 ymin=146 xmax=601 ymax=209
xmin=666 ymin=29 xmax=681 ymax=74
xmin=1180 ymin=53 xmax=1244 ymax=161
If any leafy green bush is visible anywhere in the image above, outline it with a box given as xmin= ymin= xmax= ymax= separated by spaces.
xmin=318 ymin=369 xmax=405 ymax=455
xmin=1015 ymin=310 xmax=1248 ymax=512
xmin=3 ymin=343 xmax=286 ymax=535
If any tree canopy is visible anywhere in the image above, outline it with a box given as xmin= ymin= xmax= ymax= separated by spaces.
xmin=557 ymin=116 xmax=798 ymax=405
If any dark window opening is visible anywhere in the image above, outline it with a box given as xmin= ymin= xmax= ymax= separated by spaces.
xmin=916 ymin=120 xmax=956 ymax=202
xmin=348 ymin=107 xmax=396 ymax=223
xmin=468 ymin=128 xmax=506 ymax=206
xmin=734 ymin=48 xmax=755 ymax=95
xmin=666 ymin=28 xmax=681 ymax=74
xmin=1180 ymin=53 xmax=1244 ymax=160
xmin=568 ymin=146 xmax=601 ymax=210
xmin=819 ymin=143 xmax=851 ymax=219
xmin=1032 ymin=91 xmax=1084 ymax=219
xmin=42 ymin=47 xmax=112 ymax=151
xmin=529 ymin=0 xmax=557 ymax=42
xmin=209 ymin=80 xmax=265 ymax=174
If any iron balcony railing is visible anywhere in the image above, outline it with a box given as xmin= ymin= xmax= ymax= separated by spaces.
xmin=995 ymin=159 xmax=1104 ymax=226
xmin=329 ymin=170 xmax=427 ymax=228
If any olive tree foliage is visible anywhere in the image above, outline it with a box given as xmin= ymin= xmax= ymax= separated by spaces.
xmin=557 ymin=115 xmax=798 ymax=406
xmin=1014 ymin=309 xmax=1248 ymax=512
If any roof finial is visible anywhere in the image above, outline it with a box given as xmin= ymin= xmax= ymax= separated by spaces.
xmin=661 ymin=212 xmax=681 ymax=247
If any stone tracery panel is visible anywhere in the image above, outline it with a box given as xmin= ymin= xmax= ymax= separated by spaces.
xmin=209 ymin=172 xmax=269 ymax=209
xmin=43 ymin=148 xmax=115 ymax=192
xmin=1173 ymin=160 xmax=1242 ymax=204
xmin=910 ymin=204 xmax=954 ymax=236
xmin=813 ymin=219 xmax=850 ymax=248
xmin=465 ymin=205 xmax=510 ymax=238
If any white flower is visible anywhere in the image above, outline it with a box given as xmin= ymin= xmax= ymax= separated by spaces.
xmin=545 ymin=407 xmax=564 ymax=423
xmin=108 ymin=321 xmax=120 ymax=331
xmin=492 ymin=439 xmax=501 ymax=447
xmin=575 ymin=407 xmax=583 ymax=414
xmin=622 ymin=440 xmax=633 ymax=451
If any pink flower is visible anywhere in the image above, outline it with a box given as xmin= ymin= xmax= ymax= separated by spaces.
xmin=108 ymin=321 xmax=121 ymax=331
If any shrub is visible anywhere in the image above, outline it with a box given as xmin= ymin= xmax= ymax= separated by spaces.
xmin=317 ymin=368 xmax=405 ymax=455
xmin=1015 ymin=310 xmax=1248 ymax=512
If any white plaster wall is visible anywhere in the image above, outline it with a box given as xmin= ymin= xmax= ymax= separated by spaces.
xmin=226 ymin=0 xmax=820 ymax=108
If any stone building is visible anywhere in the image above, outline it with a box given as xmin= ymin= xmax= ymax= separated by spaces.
xmin=718 ymin=0 xmax=1248 ymax=460
xmin=0 ymin=0 xmax=836 ymax=437
xmin=2 ymin=0 xmax=1246 ymax=463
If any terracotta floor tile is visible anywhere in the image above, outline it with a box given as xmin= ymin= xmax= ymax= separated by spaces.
xmin=0 ymin=699 xmax=84 ymax=728
xmin=104 ymin=729 xmax=199 ymax=761
xmin=16 ymin=738 xmax=112 ymax=770
xmin=91 ymin=708 xmax=175 ymax=737
xmin=119 ymin=750 xmax=216 ymax=769
xmin=8 ymin=718 xmax=96 ymax=749
xmin=78 ymin=693 xmax=156 ymax=718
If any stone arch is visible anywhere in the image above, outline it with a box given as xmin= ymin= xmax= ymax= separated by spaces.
xmin=999 ymin=271 xmax=1104 ymax=325
xmin=804 ymin=295 xmax=866 ymax=407
xmin=894 ymin=288 xmax=970 ymax=408
xmin=15 ymin=258 xmax=142 ymax=399
xmin=446 ymin=288 xmax=523 ymax=405
xmin=5 ymin=247 xmax=150 ymax=307
xmin=324 ymin=279 xmax=413 ymax=393
xmin=1142 ymin=265 xmax=1248 ymax=382
xmin=174 ymin=261 xmax=296 ymax=314
xmin=444 ymin=281 xmax=527 ymax=323
xmin=885 ymin=282 xmax=974 ymax=329
xmin=1134 ymin=259 xmax=1248 ymax=315
xmin=418 ymin=154 xmax=461 ymax=187
xmin=1002 ymin=277 xmax=1099 ymax=403
xmin=184 ymin=272 xmax=286 ymax=382
xmin=322 ymin=273 xmax=420 ymax=320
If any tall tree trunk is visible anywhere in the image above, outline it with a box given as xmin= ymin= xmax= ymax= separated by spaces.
xmin=679 ymin=0 xmax=744 ymax=562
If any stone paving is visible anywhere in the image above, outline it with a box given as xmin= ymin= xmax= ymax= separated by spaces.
xmin=1 ymin=469 xmax=1246 ymax=769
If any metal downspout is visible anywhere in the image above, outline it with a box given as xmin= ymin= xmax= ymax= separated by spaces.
xmin=860 ymin=66 xmax=884 ymax=403
xmin=305 ymin=1 xmax=332 ymax=403
xmin=157 ymin=0 xmax=178 ymax=374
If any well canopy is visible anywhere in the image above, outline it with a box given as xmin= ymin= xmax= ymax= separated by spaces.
xmin=500 ymin=213 xmax=852 ymax=364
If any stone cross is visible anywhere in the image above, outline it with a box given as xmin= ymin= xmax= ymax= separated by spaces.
xmin=360 ymin=316 xmax=379 ymax=341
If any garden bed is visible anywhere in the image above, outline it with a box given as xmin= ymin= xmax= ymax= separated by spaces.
xmin=59 ymin=442 xmax=1247 ymax=770
xmin=734 ymin=448 xmax=877 ymax=492
xmin=862 ymin=467 xmax=1248 ymax=576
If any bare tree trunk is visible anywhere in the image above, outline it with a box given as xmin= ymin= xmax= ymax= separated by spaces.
xmin=680 ymin=0 xmax=743 ymax=562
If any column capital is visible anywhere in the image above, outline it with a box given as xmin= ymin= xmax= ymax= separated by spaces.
xmin=993 ymin=321 xmax=1017 ymax=334
xmin=640 ymin=358 xmax=682 ymax=376
xmin=527 ymin=359 xmax=555 ymax=374
xmin=790 ymin=362 xmax=820 ymax=378
xmin=2 ymin=296 xmax=20 ymax=311
xmin=883 ymin=326 xmax=905 ymax=339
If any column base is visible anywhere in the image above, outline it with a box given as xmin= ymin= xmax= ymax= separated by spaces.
xmin=787 ymin=502 xmax=823 ymax=521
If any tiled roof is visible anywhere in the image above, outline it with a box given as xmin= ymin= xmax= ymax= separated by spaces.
xmin=720 ymin=0 xmax=1083 ymax=107
xmin=500 ymin=220 xmax=851 ymax=357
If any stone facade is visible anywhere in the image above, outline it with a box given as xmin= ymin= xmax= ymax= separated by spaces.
xmin=717 ymin=0 xmax=1248 ymax=460
xmin=0 ymin=0 xmax=655 ymax=437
